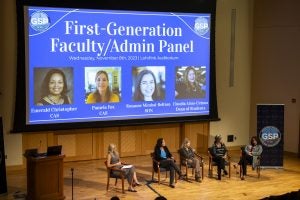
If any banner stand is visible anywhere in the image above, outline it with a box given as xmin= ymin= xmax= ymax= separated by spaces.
xmin=257 ymin=104 xmax=284 ymax=168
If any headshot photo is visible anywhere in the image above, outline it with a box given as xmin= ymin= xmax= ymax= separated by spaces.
xmin=85 ymin=67 xmax=121 ymax=104
xmin=175 ymin=66 xmax=206 ymax=99
xmin=34 ymin=67 xmax=73 ymax=106
xmin=132 ymin=66 xmax=165 ymax=102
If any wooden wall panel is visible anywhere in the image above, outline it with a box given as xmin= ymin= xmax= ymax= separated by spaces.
xmin=75 ymin=133 xmax=93 ymax=157
xmin=102 ymin=127 xmax=119 ymax=159
xmin=22 ymin=122 xmax=209 ymax=163
xmin=141 ymin=124 xmax=181 ymax=154
xmin=55 ymin=129 xmax=94 ymax=161
xmin=183 ymin=122 xmax=209 ymax=154
xmin=120 ymin=126 xmax=141 ymax=157
xmin=23 ymin=133 xmax=49 ymax=153
xmin=57 ymin=134 xmax=76 ymax=157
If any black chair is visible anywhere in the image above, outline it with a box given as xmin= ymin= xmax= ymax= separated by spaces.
xmin=150 ymin=152 xmax=177 ymax=184
xmin=239 ymin=146 xmax=261 ymax=179
xmin=207 ymin=147 xmax=231 ymax=178
xmin=178 ymin=150 xmax=204 ymax=181
xmin=104 ymin=160 xmax=127 ymax=193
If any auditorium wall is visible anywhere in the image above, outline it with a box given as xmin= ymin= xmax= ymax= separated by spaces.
xmin=3 ymin=0 xmax=298 ymax=167
xmin=250 ymin=0 xmax=300 ymax=153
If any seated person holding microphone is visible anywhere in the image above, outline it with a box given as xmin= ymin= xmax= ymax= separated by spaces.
xmin=179 ymin=138 xmax=202 ymax=182
xmin=238 ymin=136 xmax=263 ymax=180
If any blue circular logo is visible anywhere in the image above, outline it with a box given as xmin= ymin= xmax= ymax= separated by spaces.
xmin=194 ymin=17 xmax=209 ymax=36
xmin=30 ymin=11 xmax=50 ymax=32
xmin=259 ymin=126 xmax=281 ymax=147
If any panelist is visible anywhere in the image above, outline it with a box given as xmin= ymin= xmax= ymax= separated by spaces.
xmin=86 ymin=70 xmax=120 ymax=103
xmin=154 ymin=138 xmax=184 ymax=188
xmin=179 ymin=138 xmax=202 ymax=182
xmin=238 ymin=136 xmax=263 ymax=180
xmin=211 ymin=135 xmax=228 ymax=180
xmin=106 ymin=144 xmax=141 ymax=192
xmin=133 ymin=69 xmax=161 ymax=101
xmin=175 ymin=66 xmax=205 ymax=99
xmin=37 ymin=68 xmax=72 ymax=105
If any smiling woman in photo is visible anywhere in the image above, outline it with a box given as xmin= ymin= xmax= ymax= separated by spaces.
xmin=37 ymin=69 xmax=72 ymax=105
xmin=133 ymin=69 xmax=160 ymax=101
xmin=86 ymin=70 xmax=120 ymax=103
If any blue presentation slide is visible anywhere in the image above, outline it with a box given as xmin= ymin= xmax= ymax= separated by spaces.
xmin=26 ymin=6 xmax=211 ymax=124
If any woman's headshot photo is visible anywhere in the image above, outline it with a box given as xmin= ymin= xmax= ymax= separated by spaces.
xmin=35 ymin=68 xmax=73 ymax=106
xmin=175 ymin=66 xmax=206 ymax=99
xmin=132 ymin=67 xmax=165 ymax=102
xmin=85 ymin=67 xmax=121 ymax=104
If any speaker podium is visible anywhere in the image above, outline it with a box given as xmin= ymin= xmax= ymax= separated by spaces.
xmin=26 ymin=154 xmax=65 ymax=200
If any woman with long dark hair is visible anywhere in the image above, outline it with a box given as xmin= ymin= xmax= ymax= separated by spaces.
xmin=133 ymin=69 xmax=160 ymax=101
xmin=154 ymin=138 xmax=183 ymax=188
xmin=238 ymin=136 xmax=263 ymax=180
xmin=183 ymin=66 xmax=205 ymax=98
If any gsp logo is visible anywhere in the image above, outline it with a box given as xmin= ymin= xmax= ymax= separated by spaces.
xmin=259 ymin=126 xmax=281 ymax=147
xmin=194 ymin=17 xmax=209 ymax=36
xmin=30 ymin=11 xmax=50 ymax=32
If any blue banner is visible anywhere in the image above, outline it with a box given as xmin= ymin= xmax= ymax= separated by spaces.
xmin=257 ymin=104 xmax=284 ymax=168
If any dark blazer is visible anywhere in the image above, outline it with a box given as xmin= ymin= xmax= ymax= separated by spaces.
xmin=179 ymin=147 xmax=194 ymax=160
xmin=154 ymin=146 xmax=172 ymax=161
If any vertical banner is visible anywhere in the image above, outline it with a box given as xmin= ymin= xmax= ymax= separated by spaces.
xmin=257 ymin=104 xmax=284 ymax=168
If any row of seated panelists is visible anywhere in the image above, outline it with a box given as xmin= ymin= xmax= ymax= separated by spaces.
xmin=105 ymin=148 xmax=261 ymax=193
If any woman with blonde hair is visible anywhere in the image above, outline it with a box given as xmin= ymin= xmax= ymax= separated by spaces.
xmin=179 ymin=138 xmax=202 ymax=182
xmin=106 ymin=144 xmax=141 ymax=192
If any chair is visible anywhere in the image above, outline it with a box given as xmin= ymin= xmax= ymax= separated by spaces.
xmin=239 ymin=146 xmax=261 ymax=178
xmin=150 ymin=153 xmax=177 ymax=184
xmin=207 ymin=147 xmax=231 ymax=178
xmin=178 ymin=150 xmax=204 ymax=181
xmin=104 ymin=160 xmax=126 ymax=193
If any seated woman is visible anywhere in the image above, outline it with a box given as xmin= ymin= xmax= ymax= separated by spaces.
xmin=154 ymin=138 xmax=184 ymax=188
xmin=179 ymin=138 xmax=202 ymax=182
xmin=211 ymin=135 xmax=228 ymax=180
xmin=106 ymin=144 xmax=141 ymax=192
xmin=238 ymin=136 xmax=263 ymax=180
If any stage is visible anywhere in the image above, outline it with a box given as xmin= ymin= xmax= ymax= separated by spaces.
xmin=2 ymin=151 xmax=300 ymax=200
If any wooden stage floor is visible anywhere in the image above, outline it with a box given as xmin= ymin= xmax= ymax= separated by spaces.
xmin=1 ymin=152 xmax=300 ymax=200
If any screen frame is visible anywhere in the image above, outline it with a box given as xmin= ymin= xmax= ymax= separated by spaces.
xmin=13 ymin=0 xmax=219 ymax=133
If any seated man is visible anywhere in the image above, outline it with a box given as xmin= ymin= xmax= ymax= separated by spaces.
xmin=179 ymin=138 xmax=202 ymax=182
xmin=238 ymin=136 xmax=263 ymax=180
